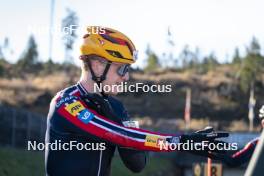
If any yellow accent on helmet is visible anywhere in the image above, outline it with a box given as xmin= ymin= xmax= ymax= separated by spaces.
xmin=80 ymin=26 xmax=137 ymax=64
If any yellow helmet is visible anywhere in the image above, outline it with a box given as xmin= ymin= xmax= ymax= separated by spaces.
xmin=80 ymin=26 xmax=137 ymax=64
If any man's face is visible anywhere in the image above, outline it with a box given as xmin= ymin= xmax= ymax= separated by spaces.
xmin=261 ymin=119 xmax=264 ymax=129
xmin=92 ymin=60 xmax=129 ymax=95
xmin=260 ymin=106 xmax=264 ymax=129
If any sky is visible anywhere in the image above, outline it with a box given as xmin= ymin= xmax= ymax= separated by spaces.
xmin=0 ymin=0 xmax=264 ymax=68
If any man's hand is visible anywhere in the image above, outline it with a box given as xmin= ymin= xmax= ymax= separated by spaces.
xmin=82 ymin=93 xmax=122 ymax=124
xmin=179 ymin=126 xmax=229 ymax=157
xmin=180 ymin=126 xmax=229 ymax=143
xmin=207 ymin=152 xmax=237 ymax=167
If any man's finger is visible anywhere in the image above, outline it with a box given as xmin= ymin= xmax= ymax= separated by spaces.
xmin=196 ymin=126 xmax=214 ymax=134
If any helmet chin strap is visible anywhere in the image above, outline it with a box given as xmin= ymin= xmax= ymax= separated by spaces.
xmin=87 ymin=59 xmax=112 ymax=98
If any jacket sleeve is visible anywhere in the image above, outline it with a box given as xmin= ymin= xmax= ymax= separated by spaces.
xmin=55 ymin=95 xmax=181 ymax=152
xmin=111 ymin=98 xmax=147 ymax=173
xmin=118 ymin=147 xmax=147 ymax=173
xmin=227 ymin=137 xmax=259 ymax=167
xmin=219 ymin=137 xmax=259 ymax=167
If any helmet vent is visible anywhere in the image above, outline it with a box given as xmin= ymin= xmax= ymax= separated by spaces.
xmin=83 ymin=34 xmax=90 ymax=38
xmin=106 ymin=50 xmax=124 ymax=58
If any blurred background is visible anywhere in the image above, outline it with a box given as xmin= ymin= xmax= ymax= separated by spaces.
xmin=0 ymin=0 xmax=264 ymax=175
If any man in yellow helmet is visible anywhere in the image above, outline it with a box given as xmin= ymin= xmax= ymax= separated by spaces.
xmin=45 ymin=26 xmax=228 ymax=176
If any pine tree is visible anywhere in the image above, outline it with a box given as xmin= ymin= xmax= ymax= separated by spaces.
xmin=232 ymin=47 xmax=241 ymax=64
xmin=239 ymin=37 xmax=264 ymax=92
xmin=16 ymin=35 xmax=39 ymax=73
xmin=144 ymin=45 xmax=160 ymax=72
xmin=61 ymin=8 xmax=79 ymax=64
